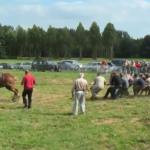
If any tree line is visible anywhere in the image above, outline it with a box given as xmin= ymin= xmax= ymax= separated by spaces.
xmin=0 ymin=22 xmax=150 ymax=60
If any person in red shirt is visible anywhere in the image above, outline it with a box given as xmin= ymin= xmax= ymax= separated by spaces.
xmin=102 ymin=60 xmax=107 ymax=66
xmin=21 ymin=70 xmax=36 ymax=108
xmin=135 ymin=60 xmax=141 ymax=75
xmin=101 ymin=60 xmax=107 ymax=73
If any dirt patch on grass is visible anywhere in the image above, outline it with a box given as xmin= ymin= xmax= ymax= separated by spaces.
xmin=131 ymin=118 xmax=140 ymax=124
xmin=122 ymin=105 xmax=135 ymax=108
xmin=91 ymin=118 xmax=120 ymax=125
xmin=35 ymin=77 xmax=73 ymax=85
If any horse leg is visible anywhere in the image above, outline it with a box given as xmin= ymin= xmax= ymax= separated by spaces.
xmin=5 ymin=85 xmax=19 ymax=101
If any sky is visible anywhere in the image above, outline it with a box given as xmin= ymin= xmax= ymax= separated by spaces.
xmin=0 ymin=0 xmax=150 ymax=39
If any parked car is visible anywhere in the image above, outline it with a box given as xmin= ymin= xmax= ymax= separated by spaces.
xmin=19 ymin=62 xmax=32 ymax=71
xmin=61 ymin=60 xmax=83 ymax=69
xmin=111 ymin=59 xmax=125 ymax=67
xmin=107 ymin=62 xmax=116 ymax=67
xmin=0 ymin=63 xmax=14 ymax=69
xmin=91 ymin=62 xmax=111 ymax=72
xmin=0 ymin=65 xmax=3 ymax=69
xmin=84 ymin=62 xmax=102 ymax=71
xmin=31 ymin=60 xmax=61 ymax=72
xmin=83 ymin=62 xmax=102 ymax=71
xmin=107 ymin=62 xmax=122 ymax=72
xmin=58 ymin=61 xmax=79 ymax=70
xmin=13 ymin=63 xmax=21 ymax=69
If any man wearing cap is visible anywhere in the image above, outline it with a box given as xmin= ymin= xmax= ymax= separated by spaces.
xmin=71 ymin=73 xmax=89 ymax=116
xmin=21 ymin=70 xmax=36 ymax=108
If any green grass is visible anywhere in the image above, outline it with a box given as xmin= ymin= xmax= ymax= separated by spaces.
xmin=1 ymin=58 xmax=150 ymax=64
xmin=0 ymin=69 xmax=150 ymax=150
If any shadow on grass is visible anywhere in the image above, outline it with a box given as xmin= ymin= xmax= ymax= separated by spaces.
xmin=0 ymin=99 xmax=12 ymax=104
xmin=0 ymin=105 xmax=24 ymax=110
xmin=86 ymin=94 xmax=150 ymax=101
xmin=34 ymin=111 xmax=73 ymax=116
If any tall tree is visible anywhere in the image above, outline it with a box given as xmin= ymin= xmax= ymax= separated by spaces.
xmin=46 ymin=26 xmax=57 ymax=58
xmin=89 ymin=22 xmax=101 ymax=60
xmin=75 ymin=22 xmax=85 ymax=60
xmin=62 ymin=27 xmax=71 ymax=58
xmin=27 ymin=25 xmax=45 ymax=58
xmin=139 ymin=35 xmax=150 ymax=58
xmin=6 ymin=30 xmax=17 ymax=58
xmin=102 ymin=23 xmax=116 ymax=60
xmin=16 ymin=25 xmax=27 ymax=56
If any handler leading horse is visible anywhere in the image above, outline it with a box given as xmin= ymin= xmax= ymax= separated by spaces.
xmin=0 ymin=73 xmax=19 ymax=101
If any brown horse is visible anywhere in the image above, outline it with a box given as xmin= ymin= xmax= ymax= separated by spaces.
xmin=0 ymin=73 xmax=19 ymax=101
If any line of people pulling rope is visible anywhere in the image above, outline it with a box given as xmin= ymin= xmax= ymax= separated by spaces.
xmin=20 ymin=69 xmax=150 ymax=115
xmin=71 ymin=72 xmax=150 ymax=116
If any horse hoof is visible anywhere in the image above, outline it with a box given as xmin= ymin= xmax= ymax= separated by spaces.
xmin=12 ymin=95 xmax=20 ymax=102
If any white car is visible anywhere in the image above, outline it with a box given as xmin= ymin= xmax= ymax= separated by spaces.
xmin=84 ymin=62 xmax=102 ymax=71
xmin=19 ymin=62 xmax=32 ymax=71
xmin=0 ymin=65 xmax=3 ymax=69
xmin=61 ymin=60 xmax=83 ymax=69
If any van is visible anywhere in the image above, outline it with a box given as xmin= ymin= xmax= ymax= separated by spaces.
xmin=31 ymin=60 xmax=61 ymax=72
xmin=111 ymin=59 xmax=125 ymax=67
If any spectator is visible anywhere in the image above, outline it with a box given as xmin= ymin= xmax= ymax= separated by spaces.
xmin=102 ymin=60 xmax=107 ymax=66
xmin=101 ymin=60 xmax=107 ymax=73
xmin=122 ymin=59 xmax=128 ymax=73
xmin=135 ymin=60 xmax=141 ymax=74
xmin=141 ymin=60 xmax=148 ymax=73
xmin=71 ymin=73 xmax=89 ymax=116
xmin=130 ymin=60 xmax=136 ymax=76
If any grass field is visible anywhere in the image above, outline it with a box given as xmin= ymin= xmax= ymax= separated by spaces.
xmin=0 ymin=57 xmax=150 ymax=64
xmin=0 ymin=68 xmax=150 ymax=150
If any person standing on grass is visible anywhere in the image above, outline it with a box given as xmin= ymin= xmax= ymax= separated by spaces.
xmin=90 ymin=72 xmax=106 ymax=100
xmin=101 ymin=60 xmax=107 ymax=73
xmin=71 ymin=73 xmax=89 ymax=116
xmin=21 ymin=70 xmax=36 ymax=109
xmin=122 ymin=59 xmax=128 ymax=73
xmin=135 ymin=60 xmax=141 ymax=74
xmin=142 ymin=60 xmax=148 ymax=73
xmin=130 ymin=60 xmax=136 ymax=76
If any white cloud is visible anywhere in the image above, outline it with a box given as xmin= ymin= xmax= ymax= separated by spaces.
xmin=0 ymin=0 xmax=150 ymax=38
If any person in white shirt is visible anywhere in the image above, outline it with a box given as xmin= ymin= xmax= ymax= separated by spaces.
xmin=130 ymin=60 xmax=136 ymax=76
xmin=90 ymin=72 xmax=106 ymax=100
